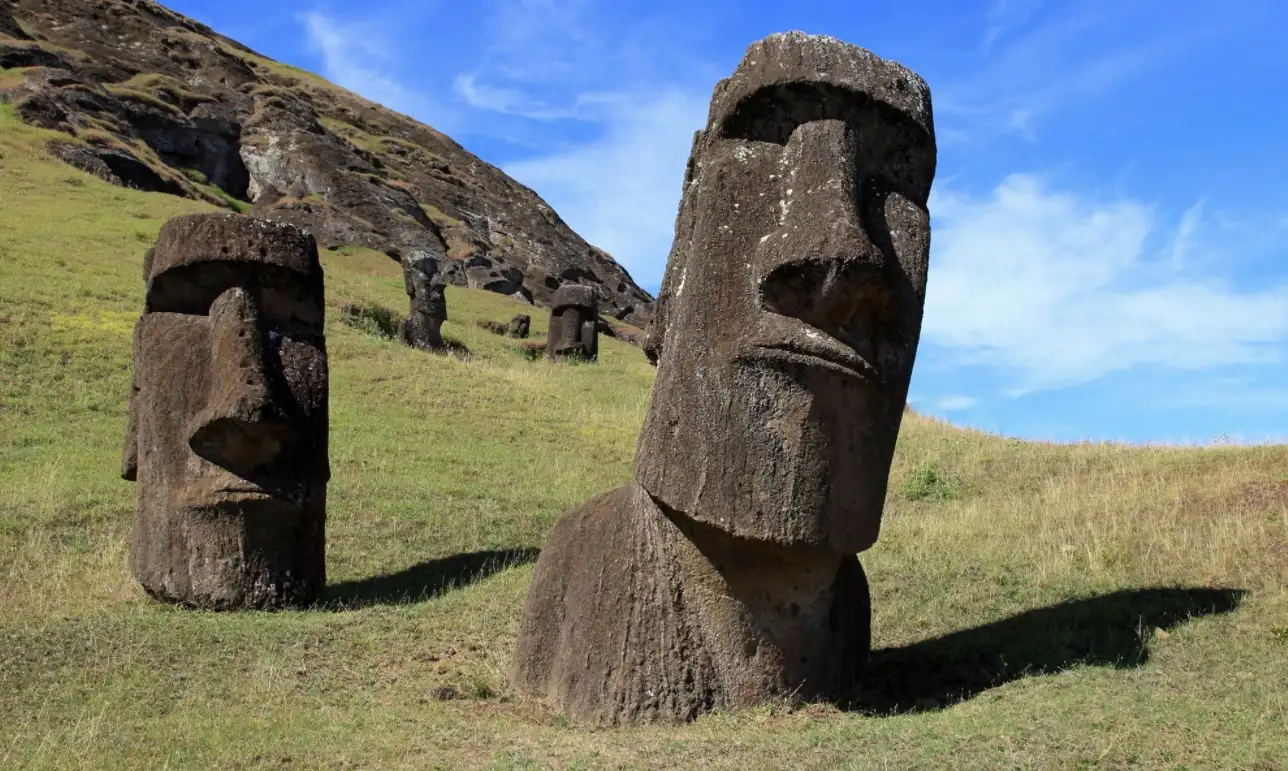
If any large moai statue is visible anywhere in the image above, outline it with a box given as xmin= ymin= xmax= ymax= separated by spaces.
xmin=398 ymin=250 xmax=448 ymax=351
xmin=545 ymin=284 xmax=599 ymax=362
xmin=122 ymin=213 xmax=330 ymax=610
xmin=513 ymin=32 xmax=936 ymax=724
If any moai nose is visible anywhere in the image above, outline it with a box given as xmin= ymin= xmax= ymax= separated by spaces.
xmin=188 ymin=287 xmax=291 ymax=474
xmin=758 ymin=120 xmax=889 ymax=345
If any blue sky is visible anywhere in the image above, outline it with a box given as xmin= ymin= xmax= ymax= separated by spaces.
xmin=166 ymin=0 xmax=1288 ymax=443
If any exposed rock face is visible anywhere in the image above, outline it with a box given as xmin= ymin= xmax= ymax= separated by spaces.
xmin=1 ymin=0 xmax=654 ymax=326
xmin=513 ymin=32 xmax=936 ymax=725
xmin=397 ymin=251 xmax=447 ymax=351
xmin=123 ymin=213 xmax=329 ymax=610
xmin=0 ymin=1 xmax=29 ymax=40
xmin=545 ymin=284 xmax=599 ymax=362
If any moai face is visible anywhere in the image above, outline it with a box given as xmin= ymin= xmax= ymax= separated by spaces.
xmin=122 ymin=213 xmax=329 ymax=608
xmin=546 ymin=284 xmax=599 ymax=361
xmin=404 ymin=251 xmax=447 ymax=320
xmin=635 ymin=33 xmax=936 ymax=553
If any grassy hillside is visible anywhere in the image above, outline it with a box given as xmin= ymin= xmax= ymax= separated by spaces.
xmin=1 ymin=101 xmax=1286 ymax=769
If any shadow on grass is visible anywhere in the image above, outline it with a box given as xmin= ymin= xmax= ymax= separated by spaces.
xmin=320 ymin=548 xmax=539 ymax=610
xmin=854 ymin=587 xmax=1246 ymax=715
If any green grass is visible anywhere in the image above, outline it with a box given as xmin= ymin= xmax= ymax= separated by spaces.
xmin=1 ymin=101 xmax=1287 ymax=769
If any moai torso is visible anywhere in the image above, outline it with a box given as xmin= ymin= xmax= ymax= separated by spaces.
xmin=545 ymin=285 xmax=599 ymax=362
xmin=122 ymin=213 xmax=329 ymax=610
xmin=513 ymin=31 xmax=936 ymax=724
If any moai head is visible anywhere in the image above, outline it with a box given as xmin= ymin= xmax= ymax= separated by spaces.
xmin=122 ymin=213 xmax=329 ymax=608
xmin=399 ymin=250 xmax=447 ymax=351
xmin=507 ymin=313 xmax=531 ymax=339
xmin=635 ymin=32 xmax=936 ymax=553
xmin=546 ymin=284 xmax=599 ymax=361
xmin=403 ymin=250 xmax=447 ymax=320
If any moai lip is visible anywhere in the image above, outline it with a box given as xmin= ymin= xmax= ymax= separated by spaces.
xmin=123 ymin=212 xmax=329 ymax=610
xmin=514 ymin=31 xmax=936 ymax=725
xmin=545 ymin=284 xmax=599 ymax=362
xmin=399 ymin=250 xmax=448 ymax=351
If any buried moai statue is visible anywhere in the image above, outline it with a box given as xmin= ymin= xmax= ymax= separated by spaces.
xmin=507 ymin=313 xmax=531 ymax=339
xmin=122 ymin=213 xmax=330 ymax=610
xmin=398 ymin=250 xmax=448 ymax=351
xmin=513 ymin=32 xmax=936 ymax=724
xmin=477 ymin=313 xmax=531 ymax=339
xmin=545 ymin=284 xmax=598 ymax=362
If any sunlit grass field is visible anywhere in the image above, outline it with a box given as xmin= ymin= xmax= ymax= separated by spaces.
xmin=2 ymin=101 xmax=1286 ymax=769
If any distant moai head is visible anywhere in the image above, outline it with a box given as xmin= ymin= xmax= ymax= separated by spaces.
xmin=508 ymin=313 xmax=531 ymax=339
xmin=122 ymin=213 xmax=329 ymax=609
xmin=546 ymin=284 xmax=599 ymax=361
xmin=403 ymin=250 xmax=447 ymax=320
xmin=399 ymin=250 xmax=447 ymax=350
xmin=635 ymin=32 xmax=937 ymax=553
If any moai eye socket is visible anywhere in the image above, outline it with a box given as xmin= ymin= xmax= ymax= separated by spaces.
xmin=145 ymin=262 xmax=324 ymax=331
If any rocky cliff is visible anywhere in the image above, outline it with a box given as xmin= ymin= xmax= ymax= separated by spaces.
xmin=0 ymin=0 xmax=654 ymax=325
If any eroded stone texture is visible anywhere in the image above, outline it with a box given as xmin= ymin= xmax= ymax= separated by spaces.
xmin=397 ymin=250 xmax=447 ymax=351
xmin=123 ymin=212 xmax=329 ymax=610
xmin=513 ymin=32 xmax=936 ymax=724
xmin=545 ymin=284 xmax=598 ymax=362
xmin=507 ymin=313 xmax=531 ymax=339
xmin=476 ymin=313 xmax=530 ymax=339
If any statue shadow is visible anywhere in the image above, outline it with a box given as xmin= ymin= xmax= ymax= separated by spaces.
xmin=320 ymin=547 xmax=539 ymax=610
xmin=852 ymin=587 xmax=1246 ymax=715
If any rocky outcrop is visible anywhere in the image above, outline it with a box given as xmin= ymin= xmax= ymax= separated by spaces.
xmin=0 ymin=0 xmax=653 ymax=325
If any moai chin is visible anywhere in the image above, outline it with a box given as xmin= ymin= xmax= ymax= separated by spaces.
xmin=513 ymin=32 xmax=936 ymax=724
xmin=122 ymin=213 xmax=330 ymax=610
xmin=398 ymin=251 xmax=448 ymax=351
xmin=545 ymin=284 xmax=598 ymax=362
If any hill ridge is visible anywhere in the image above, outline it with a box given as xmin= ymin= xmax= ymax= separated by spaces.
xmin=0 ymin=0 xmax=655 ymax=326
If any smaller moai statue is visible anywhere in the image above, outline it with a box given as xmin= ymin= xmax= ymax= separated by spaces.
xmin=507 ymin=313 xmax=531 ymax=339
xmin=398 ymin=250 xmax=447 ymax=351
xmin=123 ymin=212 xmax=329 ymax=610
xmin=545 ymin=285 xmax=598 ymax=362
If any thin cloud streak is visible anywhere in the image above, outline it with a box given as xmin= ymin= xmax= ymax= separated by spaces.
xmin=924 ymin=174 xmax=1288 ymax=393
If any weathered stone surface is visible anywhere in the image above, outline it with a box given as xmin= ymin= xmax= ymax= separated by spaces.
xmin=476 ymin=313 xmax=530 ymax=339
xmin=514 ymin=31 xmax=936 ymax=724
xmin=0 ymin=1 xmax=29 ymax=39
xmin=123 ymin=212 xmax=329 ymax=610
xmin=513 ymin=483 xmax=870 ymax=725
xmin=545 ymin=284 xmax=598 ymax=362
xmin=397 ymin=250 xmax=447 ymax=351
xmin=507 ymin=313 xmax=531 ymax=339
xmin=5 ymin=0 xmax=655 ymax=326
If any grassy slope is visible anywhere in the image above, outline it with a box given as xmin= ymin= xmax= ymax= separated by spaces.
xmin=0 ymin=102 xmax=1286 ymax=770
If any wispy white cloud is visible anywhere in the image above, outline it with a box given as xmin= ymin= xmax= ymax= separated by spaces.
xmin=941 ymin=3 xmax=1213 ymax=141
xmin=299 ymin=11 xmax=460 ymax=132
xmin=502 ymin=90 xmax=708 ymax=284
xmin=936 ymin=395 xmax=979 ymax=411
xmin=982 ymin=0 xmax=1048 ymax=52
xmin=1168 ymin=198 xmax=1206 ymax=269
xmin=924 ymin=174 xmax=1288 ymax=393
